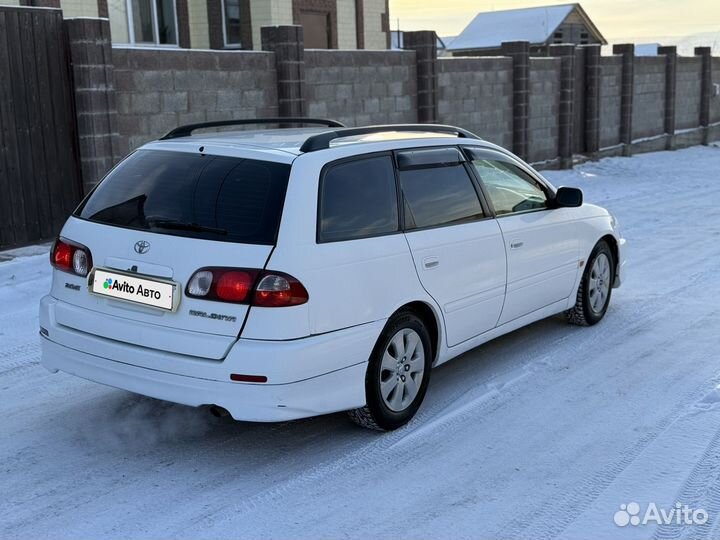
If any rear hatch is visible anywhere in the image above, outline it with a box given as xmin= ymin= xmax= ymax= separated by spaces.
xmin=50 ymin=147 xmax=292 ymax=359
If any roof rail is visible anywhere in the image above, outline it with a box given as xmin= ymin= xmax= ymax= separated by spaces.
xmin=299 ymin=124 xmax=481 ymax=153
xmin=160 ymin=117 xmax=346 ymax=140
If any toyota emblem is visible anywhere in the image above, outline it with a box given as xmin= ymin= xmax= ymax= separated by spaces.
xmin=134 ymin=240 xmax=150 ymax=254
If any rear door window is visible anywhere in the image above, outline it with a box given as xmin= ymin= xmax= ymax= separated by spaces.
xmin=398 ymin=164 xmax=485 ymax=230
xmin=318 ymin=155 xmax=399 ymax=242
xmin=76 ymin=150 xmax=291 ymax=245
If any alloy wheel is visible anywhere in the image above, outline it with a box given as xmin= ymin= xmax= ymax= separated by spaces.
xmin=379 ymin=328 xmax=425 ymax=412
xmin=588 ymin=253 xmax=611 ymax=314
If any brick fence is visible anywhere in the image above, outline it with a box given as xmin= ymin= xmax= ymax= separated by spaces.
xmin=112 ymin=47 xmax=278 ymax=159
xmin=304 ymin=49 xmax=417 ymax=126
xmin=437 ymin=56 xmax=513 ymax=151
xmin=64 ymin=20 xmax=720 ymax=191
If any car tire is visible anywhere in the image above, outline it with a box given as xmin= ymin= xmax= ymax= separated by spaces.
xmin=348 ymin=311 xmax=433 ymax=431
xmin=566 ymin=240 xmax=615 ymax=326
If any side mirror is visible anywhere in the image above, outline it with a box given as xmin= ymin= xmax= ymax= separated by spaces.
xmin=554 ymin=186 xmax=583 ymax=208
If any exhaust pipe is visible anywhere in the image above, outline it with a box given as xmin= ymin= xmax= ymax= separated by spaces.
xmin=209 ymin=405 xmax=230 ymax=418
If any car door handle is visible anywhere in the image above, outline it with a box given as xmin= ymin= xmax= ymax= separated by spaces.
xmin=510 ymin=241 xmax=524 ymax=249
xmin=423 ymin=257 xmax=440 ymax=269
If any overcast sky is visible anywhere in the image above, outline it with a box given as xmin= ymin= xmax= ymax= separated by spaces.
xmin=389 ymin=1 xmax=720 ymax=41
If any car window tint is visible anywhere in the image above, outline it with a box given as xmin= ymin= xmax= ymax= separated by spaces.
xmin=76 ymin=150 xmax=290 ymax=245
xmin=399 ymin=164 xmax=484 ymax=229
xmin=470 ymin=159 xmax=548 ymax=215
xmin=319 ymin=155 xmax=399 ymax=242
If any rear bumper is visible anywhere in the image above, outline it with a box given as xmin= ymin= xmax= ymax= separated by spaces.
xmin=40 ymin=296 xmax=379 ymax=421
xmin=40 ymin=336 xmax=366 ymax=421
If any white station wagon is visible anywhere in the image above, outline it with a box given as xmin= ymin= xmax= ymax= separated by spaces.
xmin=40 ymin=119 xmax=625 ymax=431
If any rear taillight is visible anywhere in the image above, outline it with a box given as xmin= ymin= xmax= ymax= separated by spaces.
xmin=50 ymin=238 xmax=93 ymax=277
xmin=186 ymin=267 xmax=308 ymax=307
xmin=216 ymin=271 xmax=254 ymax=302
xmin=253 ymin=273 xmax=307 ymax=307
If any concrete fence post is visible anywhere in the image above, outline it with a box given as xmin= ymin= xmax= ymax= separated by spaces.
xmin=581 ymin=44 xmax=601 ymax=158
xmin=261 ymin=25 xmax=305 ymax=118
xmin=403 ymin=31 xmax=438 ymax=123
xmin=65 ymin=18 xmax=119 ymax=193
xmin=695 ymin=46 xmax=712 ymax=145
xmin=549 ymin=44 xmax=575 ymax=169
xmin=613 ymin=43 xmax=635 ymax=156
xmin=501 ymin=41 xmax=530 ymax=161
xmin=658 ymin=45 xmax=677 ymax=150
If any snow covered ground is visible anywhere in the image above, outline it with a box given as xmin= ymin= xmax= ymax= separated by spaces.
xmin=2 ymin=145 xmax=720 ymax=540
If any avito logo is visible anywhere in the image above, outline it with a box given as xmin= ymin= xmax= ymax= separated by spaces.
xmin=105 ymin=277 xmax=136 ymax=294
xmin=102 ymin=275 xmax=163 ymax=300
xmin=614 ymin=502 xmax=709 ymax=528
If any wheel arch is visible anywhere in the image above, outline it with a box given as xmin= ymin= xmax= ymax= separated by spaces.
xmin=599 ymin=234 xmax=619 ymax=282
xmin=389 ymin=301 xmax=442 ymax=365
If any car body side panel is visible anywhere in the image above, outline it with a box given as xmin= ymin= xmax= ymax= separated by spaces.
xmin=563 ymin=207 xmax=626 ymax=308
xmin=255 ymin=151 xmax=432 ymax=339
xmin=253 ymin=235 xmax=423 ymax=337
xmin=435 ymin=299 xmax=570 ymax=366
xmin=496 ymin=208 xmax=580 ymax=324
xmin=404 ymin=220 xmax=507 ymax=347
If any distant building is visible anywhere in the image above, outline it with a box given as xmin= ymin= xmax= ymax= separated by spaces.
xmin=0 ymin=0 xmax=390 ymax=50
xmin=447 ymin=3 xmax=607 ymax=56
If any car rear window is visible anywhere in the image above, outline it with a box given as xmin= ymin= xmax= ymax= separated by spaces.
xmin=75 ymin=150 xmax=291 ymax=245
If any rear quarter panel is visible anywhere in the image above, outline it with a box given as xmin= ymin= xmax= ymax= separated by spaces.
xmin=242 ymin=145 xmax=439 ymax=340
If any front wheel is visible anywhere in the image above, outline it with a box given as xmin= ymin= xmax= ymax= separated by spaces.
xmin=566 ymin=240 xmax=615 ymax=326
xmin=348 ymin=311 xmax=432 ymax=431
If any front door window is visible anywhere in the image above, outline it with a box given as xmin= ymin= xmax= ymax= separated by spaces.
xmin=470 ymin=158 xmax=548 ymax=215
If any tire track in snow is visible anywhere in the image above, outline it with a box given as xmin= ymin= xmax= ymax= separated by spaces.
xmin=696 ymin=478 xmax=720 ymax=540
xmin=650 ymin=390 xmax=720 ymax=540
xmin=499 ymin=377 xmax=720 ymax=540
xmin=0 ymin=342 xmax=41 ymax=376
xmin=495 ymin=308 xmax=720 ymax=540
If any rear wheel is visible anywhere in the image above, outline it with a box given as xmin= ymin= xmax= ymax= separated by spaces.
xmin=348 ymin=311 xmax=432 ymax=431
xmin=566 ymin=240 xmax=615 ymax=326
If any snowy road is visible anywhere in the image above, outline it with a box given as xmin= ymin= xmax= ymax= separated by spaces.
xmin=2 ymin=146 xmax=720 ymax=539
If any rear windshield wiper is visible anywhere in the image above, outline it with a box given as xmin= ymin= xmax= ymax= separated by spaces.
xmin=145 ymin=218 xmax=227 ymax=235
